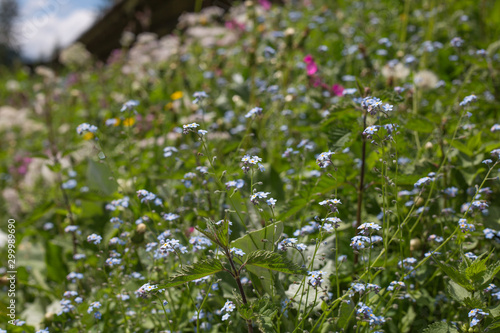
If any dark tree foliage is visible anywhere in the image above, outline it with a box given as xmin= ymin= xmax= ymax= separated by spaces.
xmin=0 ymin=0 xmax=19 ymax=66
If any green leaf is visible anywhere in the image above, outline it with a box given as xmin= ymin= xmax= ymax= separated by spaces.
xmin=478 ymin=261 xmax=500 ymax=289
xmin=215 ymin=219 xmax=231 ymax=248
xmin=269 ymin=166 xmax=285 ymax=201
xmin=157 ymin=259 xmax=225 ymax=289
xmin=325 ymin=127 xmax=351 ymax=151
xmin=254 ymin=297 xmax=279 ymax=333
xmin=244 ymin=250 xmax=306 ymax=275
xmin=463 ymin=296 xmax=486 ymax=309
xmin=196 ymin=218 xmax=232 ymax=249
xmin=449 ymin=140 xmax=474 ymax=156
xmin=400 ymin=305 xmax=416 ymax=333
xmin=86 ymin=158 xmax=118 ymax=195
xmin=465 ymin=254 xmax=489 ymax=281
xmin=278 ymin=195 xmax=308 ymax=221
xmin=231 ymin=222 xmax=284 ymax=296
xmin=488 ymin=302 xmax=500 ymax=318
xmin=337 ymin=301 xmax=355 ymax=328
xmin=467 ymin=131 xmax=483 ymax=151
xmin=435 ymin=260 xmax=474 ymax=291
xmin=485 ymin=320 xmax=500 ymax=332
xmin=278 ymin=176 xmax=337 ymax=221
xmin=195 ymin=226 xmax=218 ymax=245
xmin=24 ymin=201 xmax=55 ymax=226
xmin=422 ymin=321 xmax=459 ymax=333
xmin=231 ymin=221 xmax=283 ymax=253
xmin=405 ymin=115 xmax=435 ymax=133
xmin=238 ymin=296 xmax=279 ymax=332
xmin=45 ymin=241 xmax=67 ymax=283
xmin=447 ymin=281 xmax=472 ymax=302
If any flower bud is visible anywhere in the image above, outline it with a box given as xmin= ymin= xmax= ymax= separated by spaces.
xmin=137 ymin=223 xmax=147 ymax=234
xmin=410 ymin=238 xmax=421 ymax=251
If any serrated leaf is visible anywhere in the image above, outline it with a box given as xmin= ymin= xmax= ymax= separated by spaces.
xmin=195 ymin=226 xmax=218 ymax=245
xmin=422 ymin=321 xmax=459 ymax=333
xmin=435 ymin=260 xmax=474 ymax=291
xmin=216 ymin=219 xmax=230 ymax=248
xmin=488 ymin=302 xmax=500 ymax=318
xmin=238 ymin=303 xmax=254 ymax=321
xmin=231 ymin=221 xmax=283 ymax=254
xmin=325 ymin=127 xmax=351 ymax=151
xmin=254 ymin=297 xmax=279 ymax=333
xmin=278 ymin=176 xmax=337 ymax=221
xmin=196 ymin=218 xmax=231 ymax=249
xmin=231 ymin=222 xmax=284 ymax=297
xmin=478 ymin=261 xmax=500 ymax=289
xmin=463 ymin=296 xmax=486 ymax=309
xmin=465 ymin=254 xmax=489 ymax=280
xmin=485 ymin=320 xmax=500 ymax=332
xmin=245 ymin=250 xmax=306 ymax=275
xmin=447 ymin=281 xmax=472 ymax=302
xmin=157 ymin=259 xmax=224 ymax=289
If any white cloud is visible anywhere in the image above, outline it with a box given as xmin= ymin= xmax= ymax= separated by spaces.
xmin=16 ymin=1 xmax=98 ymax=60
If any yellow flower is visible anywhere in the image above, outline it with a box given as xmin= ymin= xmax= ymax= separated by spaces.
xmin=164 ymin=102 xmax=173 ymax=110
xmin=83 ymin=132 xmax=94 ymax=140
xmin=123 ymin=117 xmax=135 ymax=127
xmin=170 ymin=91 xmax=183 ymax=100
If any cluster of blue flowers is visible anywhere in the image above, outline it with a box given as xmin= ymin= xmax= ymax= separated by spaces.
xmin=307 ymin=270 xmax=326 ymax=288
xmin=105 ymin=196 xmax=130 ymax=211
xmin=76 ymin=123 xmax=98 ymax=135
xmin=278 ymin=238 xmax=307 ymax=252
xmin=220 ymin=300 xmax=236 ymax=321
xmin=87 ymin=301 xmax=102 ymax=320
xmin=398 ymin=257 xmax=418 ymax=279
xmin=241 ymin=154 xmax=264 ymax=173
xmin=361 ymin=96 xmax=393 ymax=115
xmin=468 ymin=308 xmax=488 ymax=327
xmin=87 ymin=233 xmax=102 ymax=244
xmin=458 ymin=218 xmax=475 ymax=232
xmin=356 ymin=302 xmax=385 ymax=326
xmin=136 ymin=189 xmax=163 ymax=205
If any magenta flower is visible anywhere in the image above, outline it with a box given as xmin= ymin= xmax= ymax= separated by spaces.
xmin=332 ymin=84 xmax=344 ymax=96
xmin=258 ymin=0 xmax=271 ymax=10
xmin=303 ymin=54 xmax=314 ymax=64
xmin=304 ymin=54 xmax=318 ymax=76
xmin=306 ymin=62 xmax=318 ymax=76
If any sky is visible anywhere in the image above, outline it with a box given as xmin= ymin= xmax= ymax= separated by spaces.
xmin=15 ymin=0 xmax=105 ymax=60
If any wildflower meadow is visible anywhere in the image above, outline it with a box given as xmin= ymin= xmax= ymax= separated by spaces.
xmin=1 ymin=0 xmax=500 ymax=332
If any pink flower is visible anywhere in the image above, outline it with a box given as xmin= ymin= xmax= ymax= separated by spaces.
xmin=312 ymin=77 xmax=322 ymax=87
xmin=303 ymin=54 xmax=314 ymax=64
xmin=306 ymin=62 xmax=318 ymax=76
xmin=258 ymin=0 xmax=271 ymax=10
xmin=332 ymin=84 xmax=344 ymax=96
xmin=17 ymin=166 xmax=27 ymax=175
xmin=304 ymin=54 xmax=318 ymax=76
xmin=225 ymin=20 xmax=246 ymax=31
